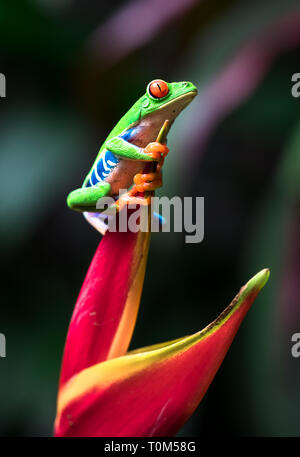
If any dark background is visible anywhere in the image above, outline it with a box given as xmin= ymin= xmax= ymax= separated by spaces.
xmin=0 ymin=0 xmax=300 ymax=436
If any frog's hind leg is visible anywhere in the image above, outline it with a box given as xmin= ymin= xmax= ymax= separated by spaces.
xmin=67 ymin=181 xmax=111 ymax=212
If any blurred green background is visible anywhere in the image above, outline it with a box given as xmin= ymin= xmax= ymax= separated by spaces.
xmin=0 ymin=0 xmax=300 ymax=436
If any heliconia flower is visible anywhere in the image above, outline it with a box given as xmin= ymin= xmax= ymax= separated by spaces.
xmin=54 ymin=211 xmax=269 ymax=437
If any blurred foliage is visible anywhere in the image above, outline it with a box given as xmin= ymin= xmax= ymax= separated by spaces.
xmin=0 ymin=0 xmax=299 ymax=436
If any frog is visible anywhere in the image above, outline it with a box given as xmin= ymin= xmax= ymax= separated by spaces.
xmin=67 ymin=79 xmax=197 ymax=233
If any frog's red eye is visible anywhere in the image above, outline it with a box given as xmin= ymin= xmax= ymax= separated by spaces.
xmin=147 ymin=79 xmax=169 ymax=99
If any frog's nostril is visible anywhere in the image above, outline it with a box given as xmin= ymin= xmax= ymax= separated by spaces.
xmin=182 ymin=81 xmax=188 ymax=86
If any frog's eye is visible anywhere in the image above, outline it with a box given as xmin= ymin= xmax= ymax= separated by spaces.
xmin=147 ymin=79 xmax=169 ymax=99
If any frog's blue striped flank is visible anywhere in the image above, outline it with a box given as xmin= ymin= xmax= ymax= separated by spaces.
xmin=86 ymin=127 xmax=139 ymax=188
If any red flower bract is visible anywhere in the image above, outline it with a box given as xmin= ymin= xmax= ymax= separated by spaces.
xmin=59 ymin=212 xmax=151 ymax=388
xmin=55 ymin=209 xmax=269 ymax=437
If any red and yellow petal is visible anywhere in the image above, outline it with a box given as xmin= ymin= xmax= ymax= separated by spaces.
xmin=55 ymin=268 xmax=269 ymax=437
xmin=59 ymin=210 xmax=151 ymax=388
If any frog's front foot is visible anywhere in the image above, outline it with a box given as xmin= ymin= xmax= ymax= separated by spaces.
xmin=144 ymin=142 xmax=169 ymax=161
xmin=133 ymin=169 xmax=163 ymax=192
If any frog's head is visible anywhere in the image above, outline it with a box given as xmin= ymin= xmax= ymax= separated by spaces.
xmin=138 ymin=79 xmax=197 ymax=124
xmin=128 ymin=79 xmax=197 ymax=141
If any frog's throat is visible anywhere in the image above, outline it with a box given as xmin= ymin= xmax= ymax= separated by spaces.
xmin=133 ymin=90 xmax=197 ymax=144
xmin=139 ymin=90 xmax=197 ymax=124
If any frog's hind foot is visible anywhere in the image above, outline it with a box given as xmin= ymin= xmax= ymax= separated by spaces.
xmin=133 ymin=169 xmax=163 ymax=192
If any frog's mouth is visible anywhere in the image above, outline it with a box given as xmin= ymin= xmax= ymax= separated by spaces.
xmin=135 ymin=90 xmax=197 ymax=147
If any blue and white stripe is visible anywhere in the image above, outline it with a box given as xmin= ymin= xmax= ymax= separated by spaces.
xmin=88 ymin=149 xmax=118 ymax=186
xmin=86 ymin=127 xmax=136 ymax=188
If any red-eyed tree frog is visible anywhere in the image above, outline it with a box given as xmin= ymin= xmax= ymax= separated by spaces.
xmin=67 ymin=79 xmax=197 ymax=233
